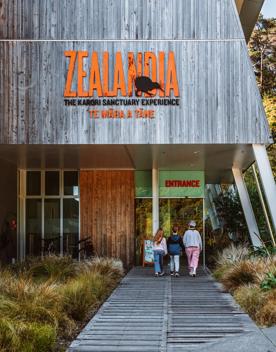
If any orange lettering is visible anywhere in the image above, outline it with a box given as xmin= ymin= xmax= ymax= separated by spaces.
xmin=165 ymin=52 xmax=179 ymax=97
xmin=77 ymin=51 xmax=89 ymax=97
xmin=102 ymin=52 xmax=113 ymax=97
xmin=158 ymin=52 xmax=165 ymax=97
xmin=112 ymin=52 xmax=126 ymax=96
xmin=89 ymin=52 xmax=103 ymax=97
xmin=64 ymin=51 xmax=77 ymax=97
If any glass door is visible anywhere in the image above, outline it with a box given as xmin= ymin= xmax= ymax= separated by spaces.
xmin=159 ymin=198 xmax=203 ymax=236
xmin=159 ymin=198 xmax=204 ymax=266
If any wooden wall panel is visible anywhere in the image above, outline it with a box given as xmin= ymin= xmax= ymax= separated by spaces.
xmin=80 ymin=170 xmax=135 ymax=268
xmin=0 ymin=41 xmax=271 ymax=145
xmin=0 ymin=0 xmax=242 ymax=40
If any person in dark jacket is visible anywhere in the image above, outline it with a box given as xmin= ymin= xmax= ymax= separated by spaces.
xmin=167 ymin=225 xmax=185 ymax=277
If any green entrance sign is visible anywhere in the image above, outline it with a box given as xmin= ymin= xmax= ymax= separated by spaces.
xmin=159 ymin=171 xmax=205 ymax=198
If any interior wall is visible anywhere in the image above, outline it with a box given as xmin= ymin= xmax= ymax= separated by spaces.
xmin=80 ymin=170 xmax=135 ymax=268
xmin=0 ymin=159 xmax=17 ymax=263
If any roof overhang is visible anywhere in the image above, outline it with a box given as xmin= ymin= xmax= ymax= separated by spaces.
xmin=0 ymin=144 xmax=256 ymax=184
xmin=235 ymin=0 xmax=265 ymax=42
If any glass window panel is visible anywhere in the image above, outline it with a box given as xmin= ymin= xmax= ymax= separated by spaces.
xmin=64 ymin=171 xmax=79 ymax=196
xmin=26 ymin=199 xmax=42 ymax=256
xmin=135 ymin=199 xmax=152 ymax=265
xmin=159 ymin=198 xmax=203 ymax=236
xmin=135 ymin=171 xmax=152 ymax=197
xmin=27 ymin=171 xmax=41 ymax=196
xmin=63 ymin=198 xmax=79 ymax=258
xmin=44 ymin=199 xmax=60 ymax=254
xmin=45 ymin=171 xmax=60 ymax=196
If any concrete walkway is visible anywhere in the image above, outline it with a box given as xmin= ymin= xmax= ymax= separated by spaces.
xmin=68 ymin=267 xmax=276 ymax=352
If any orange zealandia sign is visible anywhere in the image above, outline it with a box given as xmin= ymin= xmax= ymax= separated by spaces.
xmin=63 ymin=51 xmax=180 ymax=120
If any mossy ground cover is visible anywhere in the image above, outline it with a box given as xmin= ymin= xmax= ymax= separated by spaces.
xmin=0 ymin=256 xmax=124 ymax=351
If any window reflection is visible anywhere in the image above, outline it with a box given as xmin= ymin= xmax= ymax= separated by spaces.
xmin=135 ymin=199 xmax=152 ymax=265
xmin=26 ymin=199 xmax=42 ymax=256
xmin=63 ymin=198 xmax=79 ymax=258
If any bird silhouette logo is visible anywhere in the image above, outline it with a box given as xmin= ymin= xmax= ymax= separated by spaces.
xmin=134 ymin=76 xmax=164 ymax=96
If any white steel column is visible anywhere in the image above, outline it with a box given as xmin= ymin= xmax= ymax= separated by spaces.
xmin=232 ymin=167 xmax=262 ymax=247
xmin=253 ymin=144 xmax=276 ymax=236
xmin=152 ymin=167 xmax=159 ymax=235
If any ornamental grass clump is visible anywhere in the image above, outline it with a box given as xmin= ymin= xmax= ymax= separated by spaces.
xmin=214 ymin=244 xmax=276 ymax=327
xmin=26 ymin=255 xmax=78 ymax=282
xmin=0 ymin=256 xmax=124 ymax=351
xmin=216 ymin=243 xmax=249 ymax=267
xmin=0 ymin=318 xmax=56 ymax=352
xmin=234 ymin=284 xmax=265 ymax=320
xmin=220 ymin=260 xmax=261 ymax=292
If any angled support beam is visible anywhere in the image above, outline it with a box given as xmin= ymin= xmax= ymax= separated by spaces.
xmin=232 ymin=167 xmax=262 ymax=247
xmin=253 ymin=144 xmax=276 ymax=237
xmin=252 ymin=164 xmax=276 ymax=246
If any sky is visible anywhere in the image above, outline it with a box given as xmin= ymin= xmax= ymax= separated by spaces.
xmin=261 ymin=0 xmax=276 ymax=18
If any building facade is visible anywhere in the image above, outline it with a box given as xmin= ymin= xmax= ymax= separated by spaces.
xmin=0 ymin=0 xmax=275 ymax=267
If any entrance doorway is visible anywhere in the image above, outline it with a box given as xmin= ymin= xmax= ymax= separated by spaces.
xmin=135 ymin=198 xmax=204 ymax=265
xmin=159 ymin=198 xmax=203 ymax=235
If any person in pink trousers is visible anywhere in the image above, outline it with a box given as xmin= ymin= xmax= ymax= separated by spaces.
xmin=183 ymin=220 xmax=202 ymax=277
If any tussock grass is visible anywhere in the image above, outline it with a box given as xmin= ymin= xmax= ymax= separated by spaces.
xmin=0 ymin=256 xmax=124 ymax=351
xmin=216 ymin=244 xmax=249 ymax=267
xmin=214 ymin=244 xmax=276 ymax=327
xmin=220 ymin=260 xmax=265 ymax=292
xmin=234 ymin=284 xmax=265 ymax=320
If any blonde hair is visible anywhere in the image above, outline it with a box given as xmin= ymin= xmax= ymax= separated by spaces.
xmin=154 ymin=228 xmax=164 ymax=244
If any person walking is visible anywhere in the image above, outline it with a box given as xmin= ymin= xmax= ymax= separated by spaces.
xmin=167 ymin=225 xmax=185 ymax=277
xmin=183 ymin=220 xmax=202 ymax=277
xmin=153 ymin=228 xmax=167 ymax=277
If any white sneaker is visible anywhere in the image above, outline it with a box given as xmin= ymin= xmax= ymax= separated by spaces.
xmin=192 ymin=268 xmax=197 ymax=277
xmin=189 ymin=268 xmax=193 ymax=276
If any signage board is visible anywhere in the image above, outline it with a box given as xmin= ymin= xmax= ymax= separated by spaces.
xmin=159 ymin=171 xmax=205 ymax=198
xmin=143 ymin=240 xmax=154 ymax=266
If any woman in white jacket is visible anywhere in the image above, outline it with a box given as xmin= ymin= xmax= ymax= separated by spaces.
xmin=183 ymin=220 xmax=202 ymax=277
xmin=153 ymin=228 xmax=167 ymax=277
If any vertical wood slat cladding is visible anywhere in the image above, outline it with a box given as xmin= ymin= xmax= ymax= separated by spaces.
xmin=80 ymin=170 xmax=135 ymax=267
xmin=0 ymin=40 xmax=271 ymax=145
xmin=0 ymin=0 xmax=242 ymax=40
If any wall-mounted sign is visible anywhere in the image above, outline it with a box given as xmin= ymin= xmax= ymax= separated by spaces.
xmin=63 ymin=51 xmax=180 ymax=120
xmin=159 ymin=171 xmax=205 ymax=198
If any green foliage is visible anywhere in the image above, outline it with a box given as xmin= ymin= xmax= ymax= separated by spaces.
xmin=249 ymin=245 xmax=276 ymax=258
xmin=260 ymin=272 xmax=276 ymax=291
xmin=213 ymin=189 xmax=248 ymax=235
xmin=249 ymin=16 xmax=276 ymax=96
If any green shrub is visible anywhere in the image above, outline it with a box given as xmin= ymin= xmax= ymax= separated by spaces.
xmin=260 ymin=272 xmax=276 ymax=291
